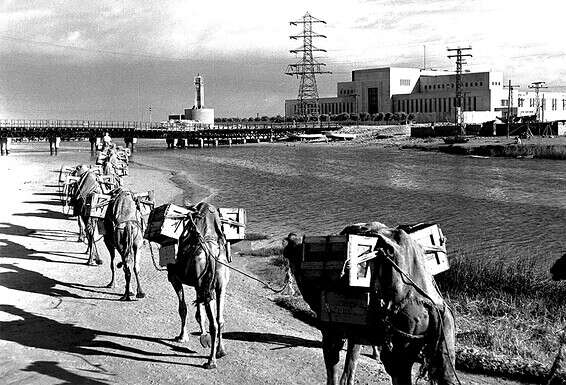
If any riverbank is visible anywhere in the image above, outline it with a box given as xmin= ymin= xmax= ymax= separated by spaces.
xmin=319 ymin=124 xmax=566 ymax=159
xmin=0 ymin=147 xmax=533 ymax=384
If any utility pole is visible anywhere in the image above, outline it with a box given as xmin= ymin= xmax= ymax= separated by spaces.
xmin=148 ymin=105 xmax=152 ymax=124
xmin=528 ymin=81 xmax=548 ymax=122
xmin=447 ymin=46 xmax=472 ymax=134
xmin=286 ymin=12 xmax=331 ymax=121
xmin=504 ymin=80 xmax=520 ymax=138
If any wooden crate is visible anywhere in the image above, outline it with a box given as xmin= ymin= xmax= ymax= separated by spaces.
xmin=346 ymin=235 xmax=380 ymax=288
xmin=144 ymin=204 xmax=190 ymax=244
xmin=97 ymin=175 xmax=118 ymax=194
xmin=399 ymin=223 xmax=449 ymax=275
xmin=218 ymin=208 xmax=246 ymax=241
xmin=85 ymin=193 xmax=111 ymax=218
xmin=133 ymin=191 xmax=154 ymax=217
xmin=301 ymin=235 xmax=348 ymax=284
xmin=158 ymin=242 xmax=178 ymax=266
xmin=319 ymin=290 xmax=371 ymax=325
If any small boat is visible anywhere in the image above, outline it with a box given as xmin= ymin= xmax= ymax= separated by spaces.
xmin=326 ymin=132 xmax=357 ymax=141
xmin=292 ymin=133 xmax=328 ymax=142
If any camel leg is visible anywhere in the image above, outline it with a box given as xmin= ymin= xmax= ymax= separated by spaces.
xmin=168 ymin=271 xmax=189 ymax=342
xmin=322 ymin=329 xmax=344 ymax=385
xmin=215 ymin=286 xmax=227 ymax=359
xmin=340 ymin=340 xmax=361 ymax=385
xmin=202 ymin=299 xmax=219 ymax=369
xmin=381 ymin=351 xmax=413 ymax=385
xmin=133 ymin=243 xmax=145 ymax=298
xmin=85 ymin=218 xmax=96 ymax=265
xmin=119 ymin=262 xmax=132 ymax=301
xmin=77 ymin=216 xmax=85 ymax=243
xmin=104 ymin=234 xmax=116 ymax=288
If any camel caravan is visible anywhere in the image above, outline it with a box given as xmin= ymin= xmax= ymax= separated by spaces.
xmin=54 ymin=142 xmax=466 ymax=382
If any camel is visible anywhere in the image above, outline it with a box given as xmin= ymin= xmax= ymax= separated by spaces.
xmin=70 ymin=165 xmax=104 ymax=266
xmin=102 ymin=188 xmax=153 ymax=300
xmin=283 ymin=222 xmax=458 ymax=385
xmin=167 ymin=201 xmax=230 ymax=369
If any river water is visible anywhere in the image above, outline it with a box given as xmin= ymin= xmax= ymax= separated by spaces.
xmin=133 ymin=141 xmax=565 ymax=267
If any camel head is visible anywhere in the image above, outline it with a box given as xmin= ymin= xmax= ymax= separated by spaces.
xmin=550 ymin=254 xmax=566 ymax=281
xmin=372 ymin=229 xmax=443 ymax=306
xmin=282 ymin=232 xmax=302 ymax=274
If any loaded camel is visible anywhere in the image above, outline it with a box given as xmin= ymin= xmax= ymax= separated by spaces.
xmin=283 ymin=222 xmax=458 ymax=385
xmin=167 ymin=202 xmax=230 ymax=369
xmin=102 ymin=188 xmax=154 ymax=300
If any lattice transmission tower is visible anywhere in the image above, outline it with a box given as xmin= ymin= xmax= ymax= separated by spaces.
xmin=285 ymin=12 xmax=331 ymax=120
xmin=447 ymin=46 xmax=472 ymax=133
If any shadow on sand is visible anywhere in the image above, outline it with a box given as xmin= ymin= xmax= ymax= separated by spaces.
xmin=13 ymin=208 xmax=68 ymax=220
xmin=0 ymin=304 xmax=205 ymax=378
xmin=22 ymin=360 xmax=114 ymax=385
xmin=223 ymin=331 xmax=321 ymax=350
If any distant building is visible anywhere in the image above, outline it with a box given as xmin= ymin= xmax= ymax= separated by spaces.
xmin=284 ymin=66 xmax=566 ymax=124
xmin=168 ymin=74 xmax=214 ymax=127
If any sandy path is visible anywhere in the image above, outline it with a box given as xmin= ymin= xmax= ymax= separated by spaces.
xmin=0 ymin=149 xmax=534 ymax=384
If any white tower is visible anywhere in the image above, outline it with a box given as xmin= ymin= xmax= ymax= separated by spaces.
xmin=184 ymin=73 xmax=214 ymax=126
xmin=194 ymin=74 xmax=204 ymax=108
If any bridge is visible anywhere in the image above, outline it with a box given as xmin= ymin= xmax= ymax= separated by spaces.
xmin=0 ymin=119 xmax=342 ymax=148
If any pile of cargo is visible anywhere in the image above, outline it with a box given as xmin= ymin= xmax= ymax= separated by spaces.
xmin=300 ymin=223 xmax=449 ymax=325
xmin=144 ymin=204 xmax=246 ymax=267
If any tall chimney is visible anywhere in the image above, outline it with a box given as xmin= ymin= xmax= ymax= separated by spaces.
xmin=194 ymin=74 xmax=204 ymax=109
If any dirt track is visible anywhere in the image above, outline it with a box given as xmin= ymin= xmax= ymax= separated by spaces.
xmin=0 ymin=152 xmax=534 ymax=384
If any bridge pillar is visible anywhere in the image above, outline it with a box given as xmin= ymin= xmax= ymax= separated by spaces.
xmin=213 ymin=139 xmax=219 ymax=147
xmin=228 ymin=138 xmax=232 ymax=147
xmin=269 ymin=135 xmax=274 ymax=143
xmin=198 ymin=138 xmax=204 ymax=148
xmin=131 ymin=138 xmax=137 ymax=153
xmin=242 ymin=138 xmax=247 ymax=145
xmin=178 ymin=138 xmax=186 ymax=148
xmin=256 ymin=138 xmax=260 ymax=143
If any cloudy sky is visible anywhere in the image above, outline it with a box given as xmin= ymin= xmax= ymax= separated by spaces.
xmin=1 ymin=0 xmax=565 ymax=120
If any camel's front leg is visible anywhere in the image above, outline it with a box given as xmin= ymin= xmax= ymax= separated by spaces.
xmin=340 ymin=340 xmax=361 ymax=385
xmin=322 ymin=328 xmax=344 ymax=385
xmin=216 ymin=286 xmax=227 ymax=359
xmin=104 ymin=233 xmax=116 ymax=288
xmin=202 ymin=299 xmax=218 ymax=369
xmin=168 ymin=270 xmax=189 ymax=342
xmin=195 ymin=303 xmax=210 ymax=347
xmin=132 ymin=244 xmax=145 ymax=298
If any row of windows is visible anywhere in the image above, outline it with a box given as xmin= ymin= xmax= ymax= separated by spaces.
xmin=518 ymin=98 xmax=566 ymax=110
xmin=491 ymin=81 xmax=501 ymax=86
xmin=395 ymin=97 xmax=478 ymax=114
xmin=400 ymin=79 xmax=411 ymax=86
xmin=338 ymin=89 xmax=355 ymax=96
xmin=293 ymin=102 xmax=355 ymax=115
xmin=423 ymin=81 xmax=484 ymax=91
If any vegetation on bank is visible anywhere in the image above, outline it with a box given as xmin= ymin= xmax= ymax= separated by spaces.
xmin=406 ymin=142 xmax=566 ymax=160
xmin=244 ymin=246 xmax=566 ymax=383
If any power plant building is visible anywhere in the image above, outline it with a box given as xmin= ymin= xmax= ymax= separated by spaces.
xmin=168 ymin=74 xmax=214 ymax=126
xmin=285 ymin=67 xmax=566 ymax=123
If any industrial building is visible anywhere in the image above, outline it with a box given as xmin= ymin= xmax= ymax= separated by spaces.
xmin=285 ymin=67 xmax=566 ymax=124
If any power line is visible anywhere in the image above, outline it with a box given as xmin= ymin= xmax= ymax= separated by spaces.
xmin=528 ymin=81 xmax=548 ymax=122
xmin=0 ymin=34 xmax=186 ymax=61
xmin=504 ymin=80 xmax=520 ymax=138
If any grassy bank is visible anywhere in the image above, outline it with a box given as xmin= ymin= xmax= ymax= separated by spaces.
xmin=401 ymin=138 xmax=566 ymax=160
xmin=243 ymin=246 xmax=565 ymax=383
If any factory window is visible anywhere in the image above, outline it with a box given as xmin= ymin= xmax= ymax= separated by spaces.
xmin=451 ymin=83 xmax=455 ymax=88
xmin=501 ymin=99 xmax=508 ymax=107
xmin=563 ymin=99 xmax=566 ymax=110
xmin=474 ymin=96 xmax=477 ymax=110
xmin=400 ymin=79 xmax=411 ymax=86
xmin=552 ymin=98 xmax=557 ymax=111
xmin=442 ymin=84 xmax=445 ymax=89
xmin=480 ymin=82 xmax=483 ymax=86
xmin=529 ymin=98 xmax=534 ymax=107
xmin=518 ymin=98 xmax=524 ymax=107
xmin=465 ymin=82 xmax=468 ymax=87
xmin=419 ymin=99 xmax=423 ymax=112
xmin=474 ymin=82 xmax=478 ymax=86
